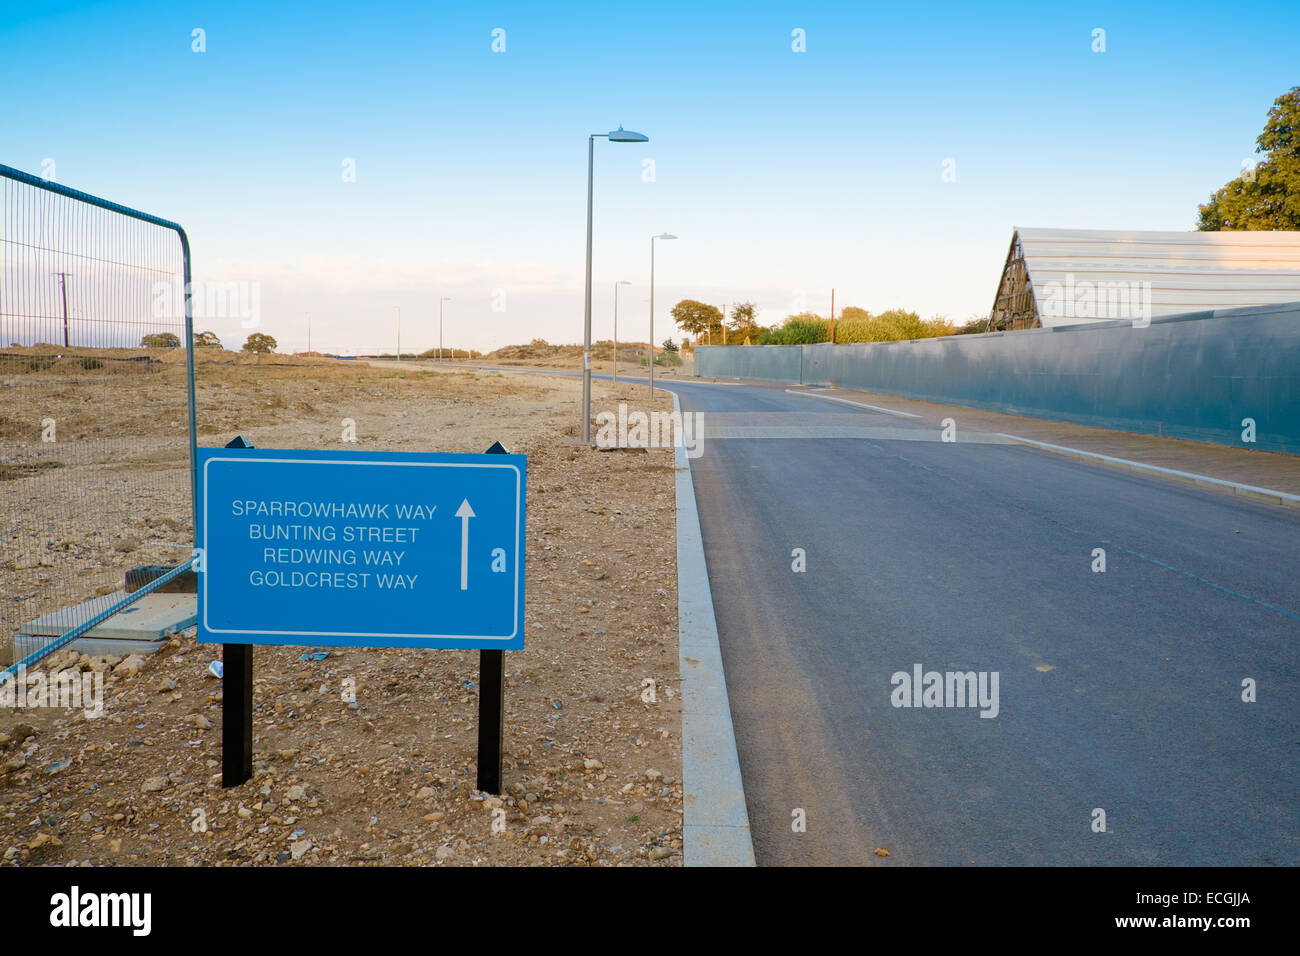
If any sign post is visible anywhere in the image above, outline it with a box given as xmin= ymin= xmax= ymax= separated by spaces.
xmin=197 ymin=443 xmax=526 ymax=794
xmin=220 ymin=435 xmax=255 ymax=789
xmin=477 ymin=441 xmax=509 ymax=793
xmin=222 ymin=643 xmax=253 ymax=788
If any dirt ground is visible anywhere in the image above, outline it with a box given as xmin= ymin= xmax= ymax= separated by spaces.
xmin=471 ymin=340 xmax=695 ymax=379
xmin=1 ymin=353 xmax=684 ymax=866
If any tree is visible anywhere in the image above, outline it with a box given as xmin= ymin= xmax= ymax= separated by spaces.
xmin=141 ymin=332 xmax=180 ymax=348
xmin=727 ymin=301 xmax=760 ymax=337
xmin=242 ymin=333 xmax=277 ymax=354
xmin=670 ymin=299 xmax=722 ymax=340
xmin=1198 ymin=86 xmax=1300 ymax=230
xmin=194 ymin=330 xmax=223 ymax=349
xmin=661 ymin=337 xmax=679 ymax=352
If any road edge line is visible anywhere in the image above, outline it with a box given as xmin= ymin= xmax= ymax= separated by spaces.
xmin=671 ymin=390 xmax=757 ymax=867
xmin=783 ymin=388 xmax=923 ymax=418
xmin=998 ymin=433 xmax=1300 ymax=507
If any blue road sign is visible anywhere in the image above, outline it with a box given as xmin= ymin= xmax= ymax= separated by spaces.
xmin=196 ymin=447 xmax=526 ymax=649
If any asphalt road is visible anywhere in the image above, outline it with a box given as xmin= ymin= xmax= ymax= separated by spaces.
xmin=665 ymin=378 xmax=1300 ymax=867
xmin=441 ymin=362 xmax=1299 ymax=865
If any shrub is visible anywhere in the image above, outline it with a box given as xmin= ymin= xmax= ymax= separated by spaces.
xmin=834 ymin=309 xmax=955 ymax=343
xmin=760 ymin=314 xmax=830 ymax=345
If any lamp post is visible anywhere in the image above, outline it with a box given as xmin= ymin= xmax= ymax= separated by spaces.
xmin=439 ymin=296 xmax=451 ymax=361
xmin=306 ymin=312 xmax=311 ymax=354
xmin=649 ymin=233 xmax=676 ymax=396
xmin=396 ymin=306 xmax=401 ymax=362
xmin=613 ymin=280 xmax=630 ymax=383
xmin=582 ymin=125 xmax=649 ymax=444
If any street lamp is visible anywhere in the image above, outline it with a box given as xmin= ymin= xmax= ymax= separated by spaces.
xmin=396 ymin=306 xmax=401 ymax=362
xmin=583 ymin=125 xmax=649 ymax=444
xmin=649 ymin=233 xmax=676 ymax=396
xmin=613 ymin=280 xmax=630 ymax=383
xmin=439 ymin=296 xmax=452 ymax=361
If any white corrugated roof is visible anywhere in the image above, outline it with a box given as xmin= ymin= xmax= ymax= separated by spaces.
xmin=1011 ymin=227 xmax=1300 ymax=326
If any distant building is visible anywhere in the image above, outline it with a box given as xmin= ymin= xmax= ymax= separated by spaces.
xmin=990 ymin=228 xmax=1300 ymax=330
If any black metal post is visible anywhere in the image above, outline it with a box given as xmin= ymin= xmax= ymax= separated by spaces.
xmin=477 ymin=649 xmax=504 ymax=794
xmin=476 ymin=440 xmax=509 ymax=794
xmin=222 ymin=643 xmax=253 ymax=788
xmin=221 ymin=436 xmax=255 ymax=788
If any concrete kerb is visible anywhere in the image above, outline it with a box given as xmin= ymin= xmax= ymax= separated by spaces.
xmin=999 ymin=433 xmax=1300 ymax=508
xmin=669 ymin=389 xmax=757 ymax=867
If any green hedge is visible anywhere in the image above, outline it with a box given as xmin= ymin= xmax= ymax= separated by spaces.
xmin=835 ymin=310 xmax=954 ymax=342
xmin=754 ymin=309 xmax=956 ymax=344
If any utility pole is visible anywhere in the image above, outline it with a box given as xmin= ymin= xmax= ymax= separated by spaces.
xmin=306 ymin=312 xmax=311 ymax=354
xmin=54 ymin=271 xmax=71 ymax=347
xmin=396 ymin=306 xmax=401 ymax=362
xmin=830 ymin=288 xmax=835 ymax=343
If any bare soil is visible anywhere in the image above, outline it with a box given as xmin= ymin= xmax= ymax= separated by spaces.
xmin=1 ymin=355 xmax=683 ymax=866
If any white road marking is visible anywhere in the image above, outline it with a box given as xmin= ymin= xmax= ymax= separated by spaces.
xmin=999 ymin=434 xmax=1300 ymax=506
xmin=783 ymin=389 xmax=923 ymax=418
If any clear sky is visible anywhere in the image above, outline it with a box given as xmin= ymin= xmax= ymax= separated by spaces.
xmin=3 ymin=0 xmax=1297 ymax=353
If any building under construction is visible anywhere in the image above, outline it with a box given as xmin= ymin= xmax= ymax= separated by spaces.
xmin=989 ymin=227 xmax=1300 ymax=330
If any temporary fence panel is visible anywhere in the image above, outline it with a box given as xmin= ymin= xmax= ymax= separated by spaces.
xmin=0 ymin=163 xmax=196 ymax=667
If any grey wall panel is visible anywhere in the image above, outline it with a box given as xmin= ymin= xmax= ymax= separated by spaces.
xmin=692 ymin=304 xmax=1300 ymax=455
xmin=800 ymin=343 xmax=834 ymax=385
xmin=695 ymin=344 xmax=803 ymax=384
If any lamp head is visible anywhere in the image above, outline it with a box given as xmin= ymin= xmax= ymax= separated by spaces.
xmin=608 ymin=126 xmax=649 ymax=143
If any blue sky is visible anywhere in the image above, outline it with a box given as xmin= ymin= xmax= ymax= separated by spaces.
xmin=3 ymin=0 xmax=1297 ymax=352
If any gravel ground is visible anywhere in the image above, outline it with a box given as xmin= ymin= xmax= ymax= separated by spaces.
xmin=1 ymin=357 xmax=683 ymax=866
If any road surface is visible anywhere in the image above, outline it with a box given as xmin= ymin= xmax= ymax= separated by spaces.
xmin=436 ymin=361 xmax=1299 ymax=865
xmin=666 ymin=378 xmax=1300 ymax=866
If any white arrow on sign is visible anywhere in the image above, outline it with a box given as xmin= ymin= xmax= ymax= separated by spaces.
xmin=455 ymin=499 xmax=475 ymax=590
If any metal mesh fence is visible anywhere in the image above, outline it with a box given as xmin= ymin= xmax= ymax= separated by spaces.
xmin=0 ymin=166 xmax=194 ymax=664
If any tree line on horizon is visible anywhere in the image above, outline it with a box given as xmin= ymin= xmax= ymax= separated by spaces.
xmin=140 ymin=331 xmax=278 ymax=353
xmin=669 ymin=299 xmax=987 ymax=346
xmin=674 ymin=85 xmax=1298 ymax=346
